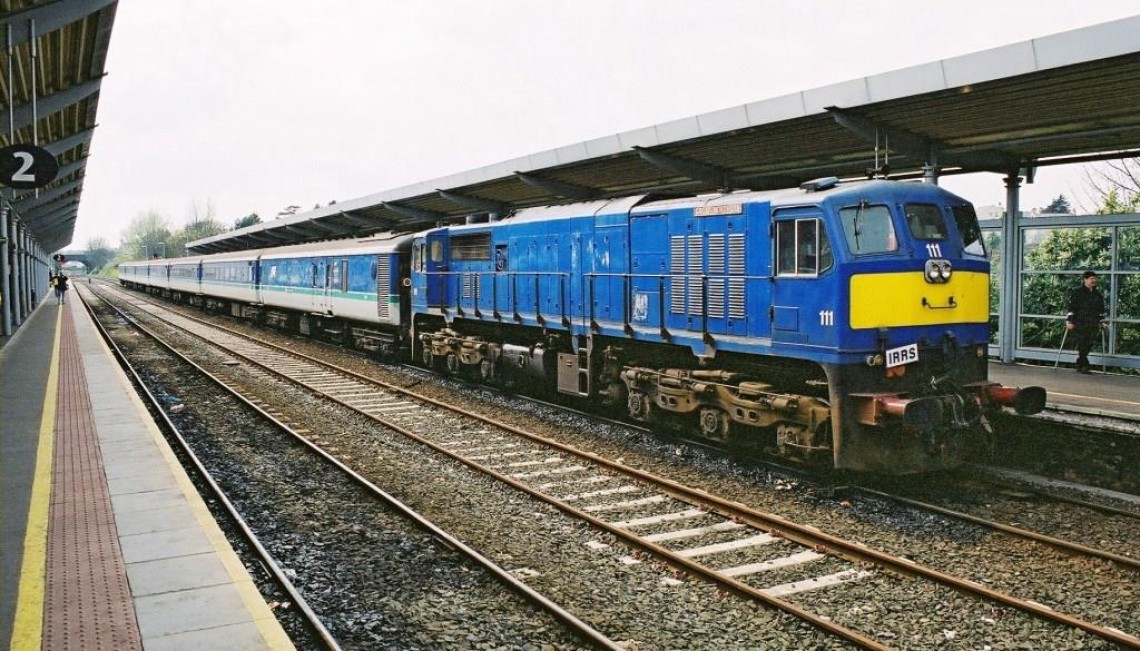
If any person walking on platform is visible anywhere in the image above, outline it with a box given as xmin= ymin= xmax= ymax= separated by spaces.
xmin=1066 ymin=270 xmax=1105 ymax=374
xmin=52 ymin=273 xmax=69 ymax=305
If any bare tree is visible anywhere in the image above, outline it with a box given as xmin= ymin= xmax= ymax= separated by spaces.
xmin=1079 ymin=157 xmax=1140 ymax=214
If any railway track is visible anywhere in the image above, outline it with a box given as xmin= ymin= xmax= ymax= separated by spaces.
xmin=80 ymin=284 xmax=622 ymax=650
xmin=92 ymin=281 xmax=1140 ymax=649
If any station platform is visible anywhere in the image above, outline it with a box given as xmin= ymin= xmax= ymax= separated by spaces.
xmin=989 ymin=361 xmax=1140 ymax=422
xmin=0 ymin=298 xmax=294 ymax=651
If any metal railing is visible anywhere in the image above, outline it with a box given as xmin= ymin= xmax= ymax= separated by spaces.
xmin=980 ymin=212 xmax=1140 ymax=369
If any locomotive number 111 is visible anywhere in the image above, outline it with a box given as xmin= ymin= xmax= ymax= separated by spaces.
xmin=885 ymin=343 xmax=919 ymax=368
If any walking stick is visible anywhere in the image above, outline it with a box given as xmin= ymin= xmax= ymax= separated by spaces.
xmin=1053 ymin=327 xmax=1068 ymax=368
xmin=1100 ymin=325 xmax=1108 ymax=373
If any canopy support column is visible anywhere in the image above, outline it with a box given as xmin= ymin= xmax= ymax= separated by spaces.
xmin=1 ymin=202 xmax=12 ymax=336
xmin=999 ymin=174 xmax=1022 ymax=364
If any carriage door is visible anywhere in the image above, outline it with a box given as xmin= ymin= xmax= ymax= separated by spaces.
xmin=770 ymin=208 xmax=834 ymax=345
xmin=629 ymin=214 xmax=668 ymax=332
xmin=320 ymin=259 xmax=346 ymax=315
xmin=425 ymin=231 xmax=450 ymax=308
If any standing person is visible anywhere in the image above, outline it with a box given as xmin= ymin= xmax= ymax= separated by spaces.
xmin=1066 ymin=270 xmax=1106 ymax=374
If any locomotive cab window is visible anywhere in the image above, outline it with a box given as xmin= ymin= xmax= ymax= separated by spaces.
xmin=776 ymin=218 xmax=832 ymax=276
xmin=951 ymin=205 xmax=986 ymax=257
xmin=412 ymin=243 xmax=424 ymax=272
xmin=839 ymin=203 xmax=898 ymax=254
xmin=905 ymin=204 xmax=948 ymax=240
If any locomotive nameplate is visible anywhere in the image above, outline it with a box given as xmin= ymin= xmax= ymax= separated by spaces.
xmin=694 ymin=203 xmax=743 ymax=217
xmin=885 ymin=343 xmax=919 ymax=368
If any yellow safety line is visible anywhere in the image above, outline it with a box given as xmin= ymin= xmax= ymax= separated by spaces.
xmin=1047 ymin=391 xmax=1140 ymax=408
xmin=10 ymin=308 xmax=62 ymax=651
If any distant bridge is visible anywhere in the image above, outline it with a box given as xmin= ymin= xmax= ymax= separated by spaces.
xmin=55 ymin=251 xmax=94 ymax=267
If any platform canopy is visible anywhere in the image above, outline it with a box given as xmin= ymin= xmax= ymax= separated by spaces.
xmin=186 ymin=15 xmax=1140 ymax=254
xmin=0 ymin=0 xmax=117 ymax=252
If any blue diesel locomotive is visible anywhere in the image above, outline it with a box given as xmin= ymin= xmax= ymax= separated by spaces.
xmin=120 ymin=179 xmax=1044 ymax=473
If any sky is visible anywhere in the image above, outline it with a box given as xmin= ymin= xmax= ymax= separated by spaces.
xmin=71 ymin=1 xmax=1140 ymax=249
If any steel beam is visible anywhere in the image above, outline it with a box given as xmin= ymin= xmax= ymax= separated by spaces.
xmin=14 ymin=179 xmax=81 ymax=211
xmin=827 ymin=107 xmax=1023 ymax=175
xmin=3 ymin=0 xmax=117 ymax=47
xmin=1 ymin=77 xmax=102 ymax=134
xmin=33 ymin=209 xmax=77 ymax=232
xmin=437 ymin=189 xmax=506 ymax=214
xmin=331 ymin=210 xmax=396 ymax=233
xmin=514 ymin=172 xmax=600 ymax=201
xmin=43 ymin=127 xmax=95 ymax=157
xmin=306 ymin=219 xmax=349 ymax=235
xmin=284 ymin=224 xmax=324 ymax=239
xmin=334 ymin=210 xmax=373 ymax=228
xmin=23 ymin=201 xmax=78 ymax=227
xmin=827 ymin=107 xmax=938 ymax=163
xmin=380 ymin=201 xmax=444 ymax=224
xmin=12 ymin=159 xmax=87 ymax=202
xmin=633 ymin=146 xmax=732 ymax=189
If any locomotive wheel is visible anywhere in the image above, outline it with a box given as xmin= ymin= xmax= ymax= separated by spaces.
xmin=627 ymin=390 xmax=652 ymax=421
xmin=421 ymin=346 xmax=435 ymax=367
xmin=445 ymin=352 xmax=461 ymax=375
xmin=698 ymin=408 xmax=730 ymax=442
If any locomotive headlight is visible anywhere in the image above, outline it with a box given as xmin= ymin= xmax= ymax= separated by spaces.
xmin=938 ymin=261 xmax=952 ymax=280
xmin=924 ymin=259 xmax=952 ymax=284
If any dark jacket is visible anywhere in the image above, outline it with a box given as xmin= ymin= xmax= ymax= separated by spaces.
xmin=1067 ymin=284 xmax=1104 ymax=326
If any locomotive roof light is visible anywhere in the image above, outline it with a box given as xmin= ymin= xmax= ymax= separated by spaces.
xmin=924 ymin=259 xmax=952 ymax=283
xmin=799 ymin=176 xmax=839 ymax=193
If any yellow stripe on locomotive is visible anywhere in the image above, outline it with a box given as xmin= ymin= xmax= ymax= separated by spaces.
xmin=849 ymin=270 xmax=989 ymax=329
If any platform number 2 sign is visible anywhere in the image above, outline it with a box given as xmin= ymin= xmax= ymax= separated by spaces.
xmin=0 ymin=144 xmax=59 ymax=189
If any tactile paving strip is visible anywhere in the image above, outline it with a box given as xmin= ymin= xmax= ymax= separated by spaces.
xmin=42 ymin=305 xmax=143 ymax=650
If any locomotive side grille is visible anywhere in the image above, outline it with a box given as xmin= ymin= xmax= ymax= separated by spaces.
xmin=462 ymin=273 xmax=473 ymax=299
xmin=729 ymin=279 xmax=745 ymax=318
xmin=709 ymin=279 xmax=726 ymax=318
xmin=729 ymin=234 xmax=745 ymax=319
xmin=376 ymin=256 xmax=391 ymax=319
xmin=687 ymin=235 xmax=703 ymax=316
xmin=708 ymin=235 xmax=725 ymax=318
xmin=670 ymin=236 xmax=685 ymax=314
xmin=708 ymin=235 xmax=725 ymax=274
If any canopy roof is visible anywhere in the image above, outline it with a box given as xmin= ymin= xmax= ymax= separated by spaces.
xmin=192 ymin=15 xmax=1140 ymax=254
xmin=1 ymin=0 xmax=117 ymax=252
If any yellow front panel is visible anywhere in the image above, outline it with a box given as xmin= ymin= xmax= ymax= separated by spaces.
xmin=850 ymin=271 xmax=989 ymax=329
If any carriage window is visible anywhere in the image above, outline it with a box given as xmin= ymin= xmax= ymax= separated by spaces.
xmin=905 ymin=204 xmax=948 ymax=240
xmin=776 ymin=219 xmax=832 ymax=276
xmin=951 ymin=205 xmax=986 ymax=257
xmin=839 ymin=203 xmax=898 ymax=254
xmin=412 ymin=244 xmax=423 ymax=272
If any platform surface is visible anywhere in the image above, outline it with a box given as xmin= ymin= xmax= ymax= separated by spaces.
xmin=989 ymin=361 xmax=1140 ymax=421
xmin=1 ymin=297 xmax=293 ymax=650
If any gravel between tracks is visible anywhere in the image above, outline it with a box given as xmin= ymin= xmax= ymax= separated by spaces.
xmin=104 ymin=291 xmax=1140 ymax=649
